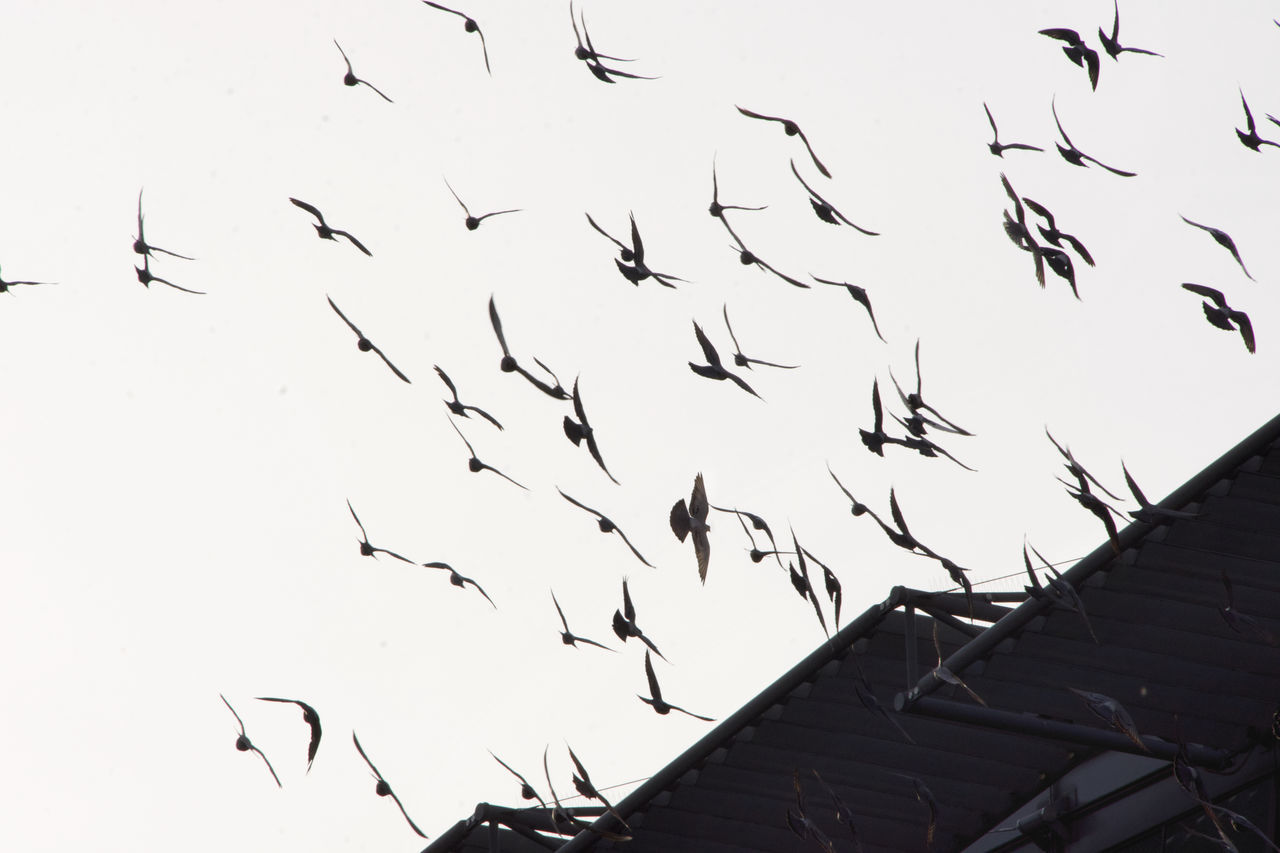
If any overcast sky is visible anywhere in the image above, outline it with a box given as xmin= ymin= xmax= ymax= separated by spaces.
xmin=3 ymin=2 xmax=1279 ymax=851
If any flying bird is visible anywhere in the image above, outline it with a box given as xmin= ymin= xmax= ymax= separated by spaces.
xmin=1039 ymin=28 xmax=1100 ymax=90
xmin=1046 ymin=427 xmax=1123 ymax=501
xmin=569 ymin=2 xmax=654 ymax=83
xmin=689 ymin=320 xmax=762 ymax=398
xmin=1061 ymin=478 xmax=1125 ymax=553
xmin=1051 ymin=97 xmax=1137 ymax=176
xmin=709 ymin=157 xmax=767 ymax=220
xmin=347 ymin=499 xmax=415 ymax=565
xmin=135 ymin=255 xmax=204 ymax=294
xmin=557 ymin=489 xmax=652 ymax=567
xmin=736 ymin=106 xmax=831 ymax=177
xmin=1121 ymin=461 xmax=1204 ymax=522
xmin=435 ymin=365 xmax=502 ymax=429
xmin=719 ymin=214 xmax=811 ymax=289
xmin=983 ymin=103 xmax=1043 ymax=157
xmin=551 ymin=589 xmax=614 ymax=650
xmin=638 ymin=650 xmax=715 ymax=721
xmin=448 ymin=419 xmax=528 ymax=489
xmin=1040 ymin=245 xmax=1080 ymax=299
xmin=220 ymin=694 xmax=282 ymax=788
xmin=563 ymin=377 xmax=620 ymax=484
xmin=326 ymin=296 xmax=410 ymax=383
xmin=256 ymin=697 xmax=322 ymax=772
xmin=420 ymin=2 xmax=491 ymax=74
xmin=290 ymin=197 xmax=372 ymax=256
xmin=1098 ymin=1 xmax=1163 ymax=60
xmin=789 ymin=159 xmax=878 ymax=234
xmin=811 ymin=769 xmax=865 ymax=852
xmin=801 ymin=546 xmax=843 ymax=629
xmin=827 ymin=464 xmax=874 ymax=519
xmin=723 ymin=304 xmax=799 ymax=369
xmin=1237 ymin=90 xmax=1280 ymax=151
xmin=1023 ymin=541 xmax=1098 ymax=644
xmin=352 ymin=731 xmax=427 ymax=838
xmin=1180 ymin=283 xmax=1255 ymax=354
xmin=444 ymin=178 xmax=520 ymax=230
xmin=487 ymin=296 xmax=572 ymax=400
xmin=859 ymin=378 xmax=910 ymax=457
xmin=930 ymin=621 xmax=984 ymax=705
xmin=1001 ymin=172 xmax=1046 ymax=287
xmin=811 ymin=275 xmax=886 ymax=342
xmin=333 ymin=40 xmax=394 ymax=103
xmin=786 ymin=769 xmax=837 ymax=853
xmin=590 ymin=212 xmax=683 ymax=288
xmin=134 ymin=189 xmax=194 ymax=260
xmin=889 ymin=340 xmax=973 ymax=436
xmin=790 ymin=530 xmax=829 ymax=638
xmin=894 ymin=773 xmax=940 ymax=850
xmin=1068 ymin=687 xmax=1149 ymax=752
xmin=1179 ymin=217 xmax=1254 ymax=281
xmin=489 ymin=751 xmax=546 ymax=807
xmin=423 ymin=560 xmax=497 ymax=608
xmin=611 ymin=578 xmax=666 ymax=660
xmin=851 ymin=662 xmax=914 ymax=743
xmin=1021 ymin=197 xmax=1095 ymax=266
xmin=1218 ymin=568 xmax=1278 ymax=645
xmin=669 ymin=473 xmax=711 ymax=583
xmin=566 ymin=744 xmax=629 ymax=829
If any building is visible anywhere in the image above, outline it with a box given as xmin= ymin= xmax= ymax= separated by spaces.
xmin=424 ymin=414 xmax=1280 ymax=852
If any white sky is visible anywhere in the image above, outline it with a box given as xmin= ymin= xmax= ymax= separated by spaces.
xmin=2 ymin=2 xmax=1278 ymax=851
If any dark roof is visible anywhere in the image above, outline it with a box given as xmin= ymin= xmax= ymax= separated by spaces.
xmin=424 ymin=412 xmax=1280 ymax=853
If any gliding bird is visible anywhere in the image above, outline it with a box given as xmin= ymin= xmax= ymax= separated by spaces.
xmin=256 ymin=697 xmax=322 ymax=772
xmin=290 ymin=197 xmax=373 ymax=256
xmin=352 ymin=731 xmax=428 ymax=838
xmin=420 ymin=2 xmax=491 ymax=75
xmin=639 ymin=650 xmax=715 ymax=720
xmin=444 ymin=177 xmax=520 ymax=230
xmin=984 ymin=103 xmax=1043 ymax=157
xmin=327 ymin=296 xmax=410 ymax=383
xmin=220 ymin=694 xmax=282 ymax=788
xmin=333 ymin=40 xmax=394 ymax=103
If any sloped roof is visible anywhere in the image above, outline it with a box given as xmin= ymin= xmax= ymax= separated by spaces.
xmin=424 ymin=412 xmax=1280 ymax=853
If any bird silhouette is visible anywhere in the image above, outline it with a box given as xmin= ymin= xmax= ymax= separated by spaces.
xmin=789 ymin=160 xmax=878 ymax=234
xmin=1068 ymin=687 xmax=1148 ymax=752
xmin=1179 ymin=217 xmax=1254 ymax=281
xmin=670 ymin=473 xmax=711 ymax=583
xmin=786 ymin=769 xmax=837 ymax=853
xmin=1181 ymin=283 xmax=1255 ymax=354
xmin=859 ymin=378 xmax=910 ymax=457
xmin=889 ymin=340 xmax=973 ymax=436
xmin=133 ymin=189 xmax=194 ymax=260
xmin=801 ymin=546 xmax=842 ymax=629
xmin=557 ymin=489 xmax=652 ymax=567
xmin=984 ymin=103 xmax=1043 ymax=157
xmin=347 ymin=499 xmax=415 ymax=565
xmin=894 ymin=773 xmax=940 ymax=850
xmin=566 ymin=744 xmax=629 ymax=829
xmin=563 ymin=377 xmax=621 ymax=484
xmin=423 ymin=560 xmax=496 ymax=608
xmin=810 ymin=769 xmax=864 ymax=851
xmin=420 ymin=2 xmax=491 ymax=74
xmin=1237 ymin=90 xmax=1280 ymax=151
xmin=220 ymin=694 xmax=282 ymax=788
xmin=638 ymin=650 xmax=715 ymax=721
xmin=1121 ymin=462 xmax=1204 ymax=522
xmin=1039 ymin=28 xmax=1100 ymax=90
xmin=569 ymin=2 xmax=654 ymax=83
xmin=1046 ymin=427 xmax=1123 ymax=501
xmin=448 ymin=419 xmax=528 ymax=489
xmin=487 ymin=296 xmax=572 ymax=400
xmin=327 ymin=296 xmax=410 ymax=383
xmin=352 ymin=731 xmax=427 ymax=838
xmin=256 ymin=697 xmax=322 ymax=772
xmin=719 ymin=213 xmax=811 ymax=289
xmin=435 ymin=365 xmax=503 ymax=429
xmin=290 ymin=198 xmax=372 ymax=256
xmin=790 ymin=529 xmax=829 ymax=638
xmin=333 ymin=40 xmax=394 ymax=103
xmin=709 ymin=157 xmax=767 ymax=219
xmin=1098 ymin=1 xmax=1162 ymax=60
xmin=611 ymin=578 xmax=666 ymax=660
xmin=1218 ymin=568 xmax=1278 ymax=645
xmin=723 ymin=304 xmax=799 ymax=370
xmin=1021 ymin=197 xmax=1095 ymax=266
xmin=689 ymin=320 xmax=761 ymax=398
xmin=489 ymin=751 xmax=546 ymax=807
xmin=444 ymin=177 xmax=520 ymax=230
xmin=135 ymin=255 xmax=204 ymax=294
xmin=1051 ymin=97 xmax=1137 ymax=176
xmin=1022 ymin=541 xmax=1098 ymax=644
xmin=930 ymin=621 xmax=984 ymax=703
xmin=811 ymin=275 xmax=886 ymax=342
xmin=1001 ymin=172 xmax=1046 ymax=287
xmin=736 ymin=106 xmax=831 ymax=177
xmin=551 ymin=589 xmax=614 ymax=650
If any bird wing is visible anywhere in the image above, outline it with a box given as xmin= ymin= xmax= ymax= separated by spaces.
xmin=721 ymin=303 xmax=743 ymax=356
xmin=1181 ymin=282 xmax=1226 ymax=306
xmin=368 ymin=342 xmax=411 ymax=383
xmin=1233 ymin=310 xmax=1256 ymax=353
xmin=614 ymin=526 xmax=653 ymax=567
xmin=221 ymin=693 xmax=246 ymax=735
xmin=551 ymin=589 xmax=571 ymax=632
xmin=692 ymin=321 xmax=722 ymax=367
xmin=983 ymin=102 xmax=999 ymax=141
xmin=290 ymin=197 xmax=325 ymax=227
xmin=443 ymin=177 xmax=470 ymax=217
xmin=434 ymin=365 xmax=459 ymax=399
xmin=755 ymin=254 xmax=812 ymax=288
xmin=1082 ymin=153 xmax=1136 ymax=177
xmin=643 ymin=649 xmax=662 ymax=701
xmin=689 ymin=473 xmax=709 ymax=523
xmin=327 ymin=296 xmax=364 ymax=339
xmin=488 ymin=295 xmax=511 ymax=357
xmin=463 ymin=576 xmax=497 ymax=608
xmin=1039 ymin=28 xmax=1084 ymax=46
xmin=331 ymin=228 xmax=373 ymax=256
xmin=1050 ymin=97 xmax=1075 ymax=149
xmin=352 ymin=730 xmax=383 ymax=779
xmin=735 ymin=105 xmax=785 ymax=123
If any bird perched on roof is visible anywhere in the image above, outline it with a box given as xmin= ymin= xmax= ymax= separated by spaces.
xmin=352 ymin=731 xmax=427 ymax=838
xmin=291 ymin=198 xmax=373 ymax=256
xmin=419 ymin=2 xmax=491 ymax=74
xmin=256 ymin=697 xmax=322 ymax=772
xmin=1098 ymin=1 xmax=1162 ymax=60
xmin=1181 ymin=283 xmax=1255 ymax=354
xmin=984 ymin=103 xmax=1043 ymax=157
xmin=1039 ymin=27 xmax=1100 ymax=90
xmin=638 ymin=650 xmax=715 ymax=721
xmin=220 ymin=694 xmax=282 ymax=788
xmin=1051 ymin=97 xmax=1137 ymax=176
xmin=333 ymin=40 xmax=394 ymax=103
xmin=736 ymin=106 xmax=831 ymax=177
xmin=1179 ymin=218 xmax=1254 ymax=281
xmin=670 ymin=473 xmax=711 ymax=582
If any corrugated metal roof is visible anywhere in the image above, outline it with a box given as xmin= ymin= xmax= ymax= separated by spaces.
xmin=424 ymin=413 xmax=1280 ymax=853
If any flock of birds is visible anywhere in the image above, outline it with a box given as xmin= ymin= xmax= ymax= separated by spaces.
xmin=6 ymin=2 xmax=1263 ymax=849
